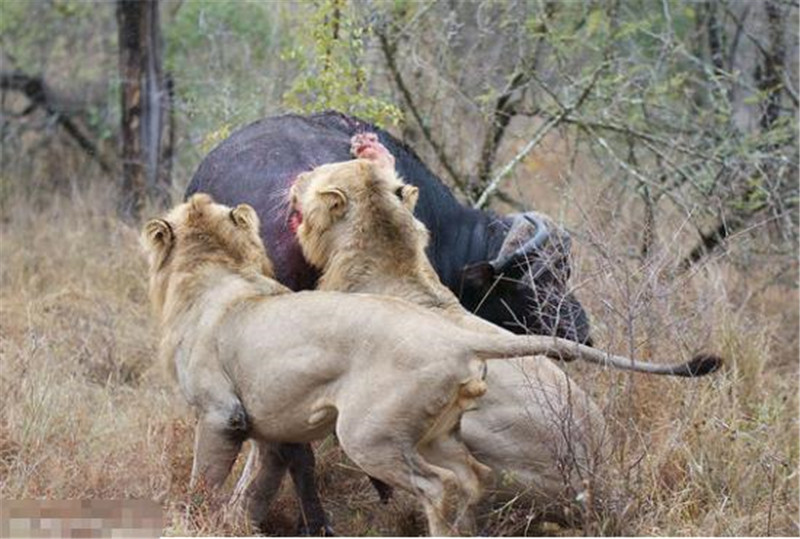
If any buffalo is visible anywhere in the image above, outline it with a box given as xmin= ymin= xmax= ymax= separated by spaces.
xmin=188 ymin=111 xmax=591 ymax=343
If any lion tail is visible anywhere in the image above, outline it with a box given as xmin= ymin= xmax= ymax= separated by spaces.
xmin=470 ymin=334 xmax=722 ymax=378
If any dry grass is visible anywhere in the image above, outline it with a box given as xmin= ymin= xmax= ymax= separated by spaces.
xmin=1 ymin=169 xmax=797 ymax=536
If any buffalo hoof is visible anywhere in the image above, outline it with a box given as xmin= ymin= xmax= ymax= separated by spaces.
xmin=297 ymin=520 xmax=335 ymax=537
xmin=368 ymin=475 xmax=394 ymax=504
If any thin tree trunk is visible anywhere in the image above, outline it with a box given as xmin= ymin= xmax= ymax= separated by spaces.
xmin=160 ymin=74 xmax=175 ymax=204
xmin=117 ymin=0 xmax=172 ymax=220
xmin=758 ymin=0 xmax=785 ymax=133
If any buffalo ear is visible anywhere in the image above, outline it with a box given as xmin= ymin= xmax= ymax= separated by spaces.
xmin=461 ymin=261 xmax=494 ymax=288
xmin=230 ymin=204 xmax=260 ymax=230
xmin=319 ymin=187 xmax=348 ymax=217
xmin=400 ymin=185 xmax=419 ymax=211
xmin=141 ymin=218 xmax=174 ymax=255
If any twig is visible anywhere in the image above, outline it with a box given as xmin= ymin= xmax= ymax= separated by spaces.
xmin=585 ymin=128 xmax=703 ymax=229
xmin=472 ymin=2 xmax=558 ymax=198
xmin=472 ymin=112 xmax=563 ymax=210
xmin=0 ymin=71 xmax=111 ymax=173
xmin=472 ymin=63 xmax=605 ymax=209
xmin=724 ymin=3 xmax=750 ymax=72
xmin=782 ymin=73 xmax=800 ymax=107
xmin=638 ymin=139 xmax=715 ymax=197
xmin=766 ymin=459 xmax=776 ymax=536
xmin=492 ymin=188 xmax=528 ymax=212
xmin=376 ymin=28 xmax=467 ymax=196
xmin=677 ymin=210 xmax=749 ymax=271
xmin=384 ymin=1 xmax=436 ymax=47
xmin=535 ymin=113 xmax=726 ymax=165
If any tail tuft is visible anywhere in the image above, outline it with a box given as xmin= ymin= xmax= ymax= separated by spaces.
xmin=685 ymin=354 xmax=723 ymax=376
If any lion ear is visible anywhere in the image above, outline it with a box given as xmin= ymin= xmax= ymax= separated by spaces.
xmin=400 ymin=185 xmax=419 ymax=211
xmin=319 ymin=187 xmax=348 ymax=217
xmin=230 ymin=204 xmax=260 ymax=230
xmin=141 ymin=218 xmax=174 ymax=254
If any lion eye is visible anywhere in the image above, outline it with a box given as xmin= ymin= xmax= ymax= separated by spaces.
xmin=394 ymin=187 xmax=404 ymax=200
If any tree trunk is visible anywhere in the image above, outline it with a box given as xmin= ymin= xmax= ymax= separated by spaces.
xmin=116 ymin=0 xmax=172 ymax=221
xmin=758 ymin=0 xmax=785 ymax=133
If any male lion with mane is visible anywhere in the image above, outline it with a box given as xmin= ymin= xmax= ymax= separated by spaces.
xmin=143 ymin=193 xmax=627 ymax=535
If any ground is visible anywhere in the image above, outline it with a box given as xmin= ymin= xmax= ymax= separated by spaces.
xmin=0 ymin=172 xmax=797 ymax=535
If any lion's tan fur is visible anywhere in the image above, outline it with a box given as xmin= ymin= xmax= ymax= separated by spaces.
xmin=142 ymin=194 xmax=284 ymax=381
xmin=143 ymin=194 xmax=601 ymax=534
xmin=290 ymin=158 xmax=609 ymax=512
xmin=293 ymin=159 xmax=459 ymax=311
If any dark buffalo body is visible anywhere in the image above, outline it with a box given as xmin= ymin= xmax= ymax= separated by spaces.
xmin=187 ymin=111 xmax=591 ymax=343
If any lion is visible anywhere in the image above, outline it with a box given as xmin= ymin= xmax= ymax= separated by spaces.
xmin=143 ymin=193 xmax=619 ymax=535
xmin=294 ymin=134 xmax=721 ymax=377
xmin=277 ymin=133 xmax=722 ymax=520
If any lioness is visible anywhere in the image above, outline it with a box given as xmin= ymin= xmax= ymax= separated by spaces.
xmin=295 ymin=135 xmax=721 ymax=377
xmin=143 ymin=193 xmax=616 ymax=535
xmin=279 ymin=134 xmax=721 ymax=520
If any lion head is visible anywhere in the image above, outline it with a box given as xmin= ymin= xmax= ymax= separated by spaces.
xmin=141 ymin=193 xmax=274 ymax=315
xmin=288 ymin=159 xmax=426 ymax=270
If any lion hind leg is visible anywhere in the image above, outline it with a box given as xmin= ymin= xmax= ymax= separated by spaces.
xmin=190 ymin=405 xmax=248 ymax=492
xmin=420 ymin=434 xmax=493 ymax=534
xmin=336 ymin=420 xmax=463 ymax=536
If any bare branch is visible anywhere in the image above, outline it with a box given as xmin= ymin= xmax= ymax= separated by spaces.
xmin=724 ymin=3 xmax=750 ymax=71
xmin=677 ymin=204 xmax=777 ymax=271
xmin=472 ymin=62 xmax=605 ymax=209
xmin=473 ymin=70 xmax=531 ymax=195
xmin=472 ymin=2 xmax=558 ymax=197
xmin=376 ymin=27 xmax=467 ymax=196
xmin=537 ymin=113 xmax=726 ymax=165
xmin=472 ymin=112 xmax=562 ymax=210
xmin=0 ymin=71 xmax=112 ymax=173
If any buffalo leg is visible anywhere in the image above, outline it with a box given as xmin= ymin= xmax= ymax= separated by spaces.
xmin=368 ymin=475 xmax=394 ymax=504
xmin=279 ymin=442 xmax=334 ymax=536
xmin=233 ymin=442 xmax=292 ymax=532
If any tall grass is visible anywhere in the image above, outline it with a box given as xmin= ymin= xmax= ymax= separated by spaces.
xmin=0 ymin=173 xmax=796 ymax=535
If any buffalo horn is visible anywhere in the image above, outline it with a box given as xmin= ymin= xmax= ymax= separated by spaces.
xmin=490 ymin=213 xmax=551 ymax=273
